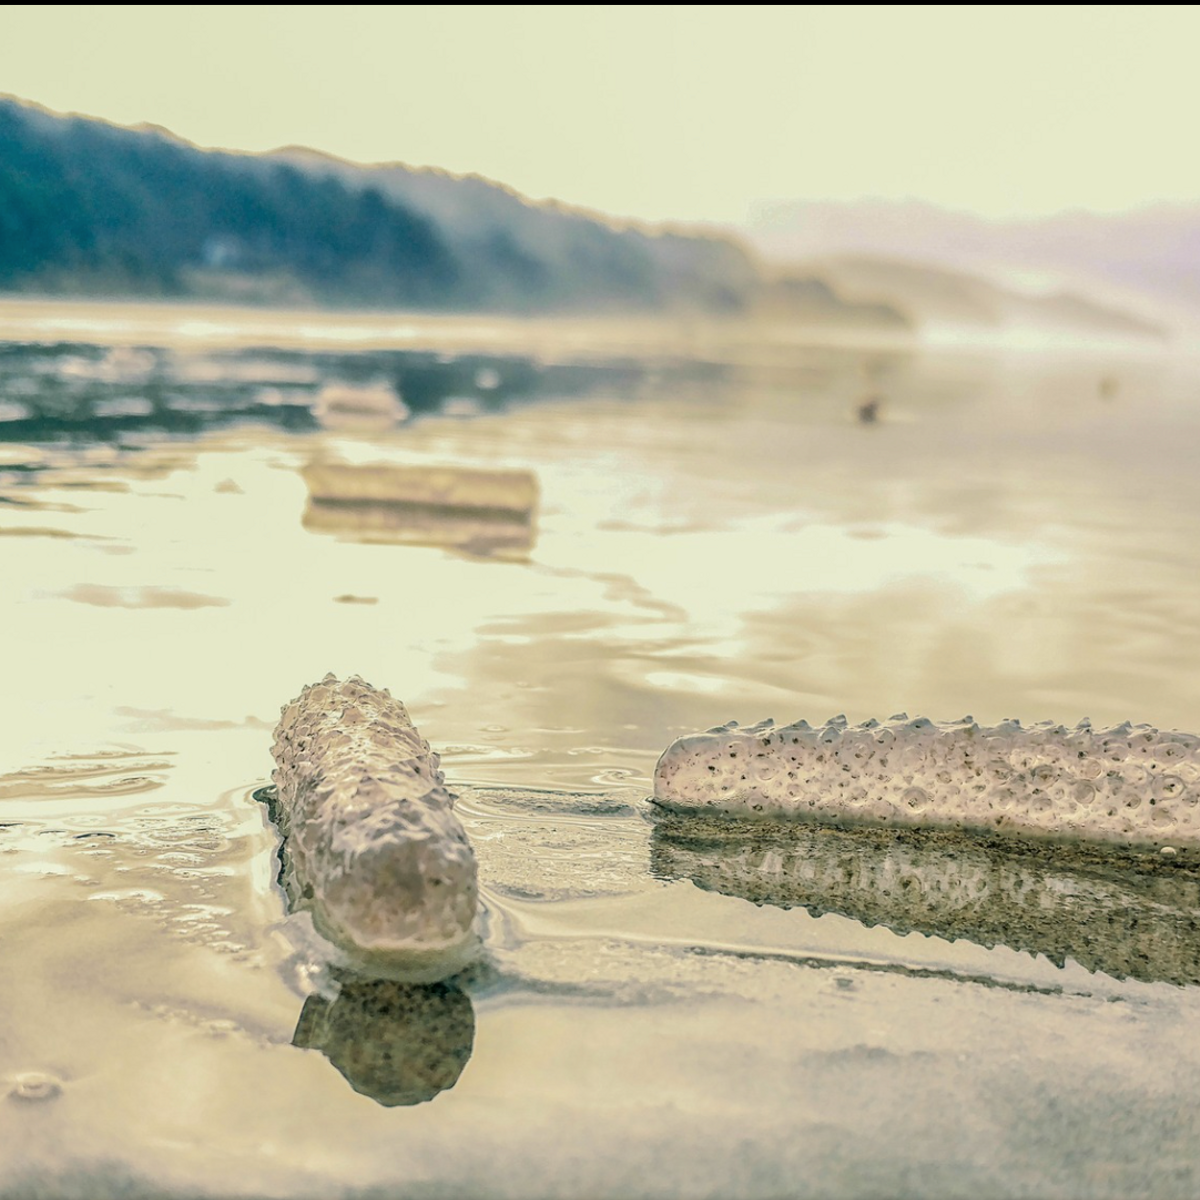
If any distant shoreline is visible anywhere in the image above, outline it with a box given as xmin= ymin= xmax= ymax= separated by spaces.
xmin=0 ymin=294 xmax=1180 ymax=361
xmin=0 ymin=294 xmax=920 ymax=360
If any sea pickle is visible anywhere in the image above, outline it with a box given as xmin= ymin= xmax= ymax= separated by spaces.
xmin=301 ymin=460 xmax=538 ymax=514
xmin=653 ymin=715 xmax=1200 ymax=849
xmin=270 ymin=675 xmax=478 ymax=976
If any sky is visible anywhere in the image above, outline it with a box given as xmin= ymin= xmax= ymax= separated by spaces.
xmin=2 ymin=5 xmax=1199 ymax=225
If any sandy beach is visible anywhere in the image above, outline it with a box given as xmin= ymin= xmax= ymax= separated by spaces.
xmin=2 ymin=306 xmax=1200 ymax=1197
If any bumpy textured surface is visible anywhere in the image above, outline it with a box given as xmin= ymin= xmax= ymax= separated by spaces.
xmin=654 ymin=715 xmax=1200 ymax=848
xmin=270 ymin=675 xmax=478 ymax=968
xmin=652 ymin=820 xmax=1200 ymax=986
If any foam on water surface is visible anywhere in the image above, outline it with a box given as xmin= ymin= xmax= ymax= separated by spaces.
xmin=270 ymin=675 xmax=479 ymax=979
xmin=654 ymin=714 xmax=1200 ymax=849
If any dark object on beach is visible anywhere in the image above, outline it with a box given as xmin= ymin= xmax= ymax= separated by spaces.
xmin=856 ymin=396 xmax=881 ymax=424
xmin=1099 ymin=375 xmax=1119 ymax=400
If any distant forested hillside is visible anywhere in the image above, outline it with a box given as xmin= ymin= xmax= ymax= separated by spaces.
xmin=0 ymin=97 xmax=913 ymax=327
xmin=0 ymin=98 xmax=464 ymax=306
xmin=268 ymin=144 xmax=762 ymax=313
xmin=0 ymin=96 xmax=770 ymax=313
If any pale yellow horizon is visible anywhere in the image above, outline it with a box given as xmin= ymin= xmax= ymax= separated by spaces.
xmin=2 ymin=4 xmax=1199 ymax=226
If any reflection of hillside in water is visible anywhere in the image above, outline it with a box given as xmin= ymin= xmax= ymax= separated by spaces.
xmin=293 ymin=974 xmax=475 ymax=1107
xmin=651 ymin=818 xmax=1200 ymax=986
xmin=301 ymin=459 xmax=538 ymax=557
xmin=0 ymin=342 xmax=656 ymax=446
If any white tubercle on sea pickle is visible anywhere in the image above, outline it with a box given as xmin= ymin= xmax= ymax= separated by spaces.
xmin=270 ymin=675 xmax=478 ymax=976
xmin=653 ymin=714 xmax=1200 ymax=848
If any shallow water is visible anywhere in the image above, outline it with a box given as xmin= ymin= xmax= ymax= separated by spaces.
xmin=3 ymin=303 xmax=1200 ymax=1198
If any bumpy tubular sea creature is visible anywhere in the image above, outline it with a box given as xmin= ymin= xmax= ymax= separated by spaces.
xmin=270 ymin=675 xmax=478 ymax=978
xmin=653 ymin=715 xmax=1200 ymax=850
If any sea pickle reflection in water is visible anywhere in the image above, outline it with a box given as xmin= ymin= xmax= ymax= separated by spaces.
xmin=292 ymin=974 xmax=476 ymax=1107
xmin=651 ymin=816 xmax=1200 ymax=986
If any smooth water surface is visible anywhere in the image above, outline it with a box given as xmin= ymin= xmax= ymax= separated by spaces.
xmin=2 ymin=302 xmax=1200 ymax=1198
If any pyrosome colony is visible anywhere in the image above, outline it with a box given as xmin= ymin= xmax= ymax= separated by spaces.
xmin=270 ymin=675 xmax=478 ymax=970
xmin=653 ymin=715 xmax=1200 ymax=848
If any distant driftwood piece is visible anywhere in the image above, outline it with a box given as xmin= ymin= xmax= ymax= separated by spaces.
xmin=270 ymin=675 xmax=478 ymax=979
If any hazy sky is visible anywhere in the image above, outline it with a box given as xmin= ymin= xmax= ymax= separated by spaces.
xmin=2 ymin=5 xmax=1198 ymax=224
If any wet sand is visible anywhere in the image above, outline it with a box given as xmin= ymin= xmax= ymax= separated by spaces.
xmin=2 ymin=308 xmax=1200 ymax=1197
